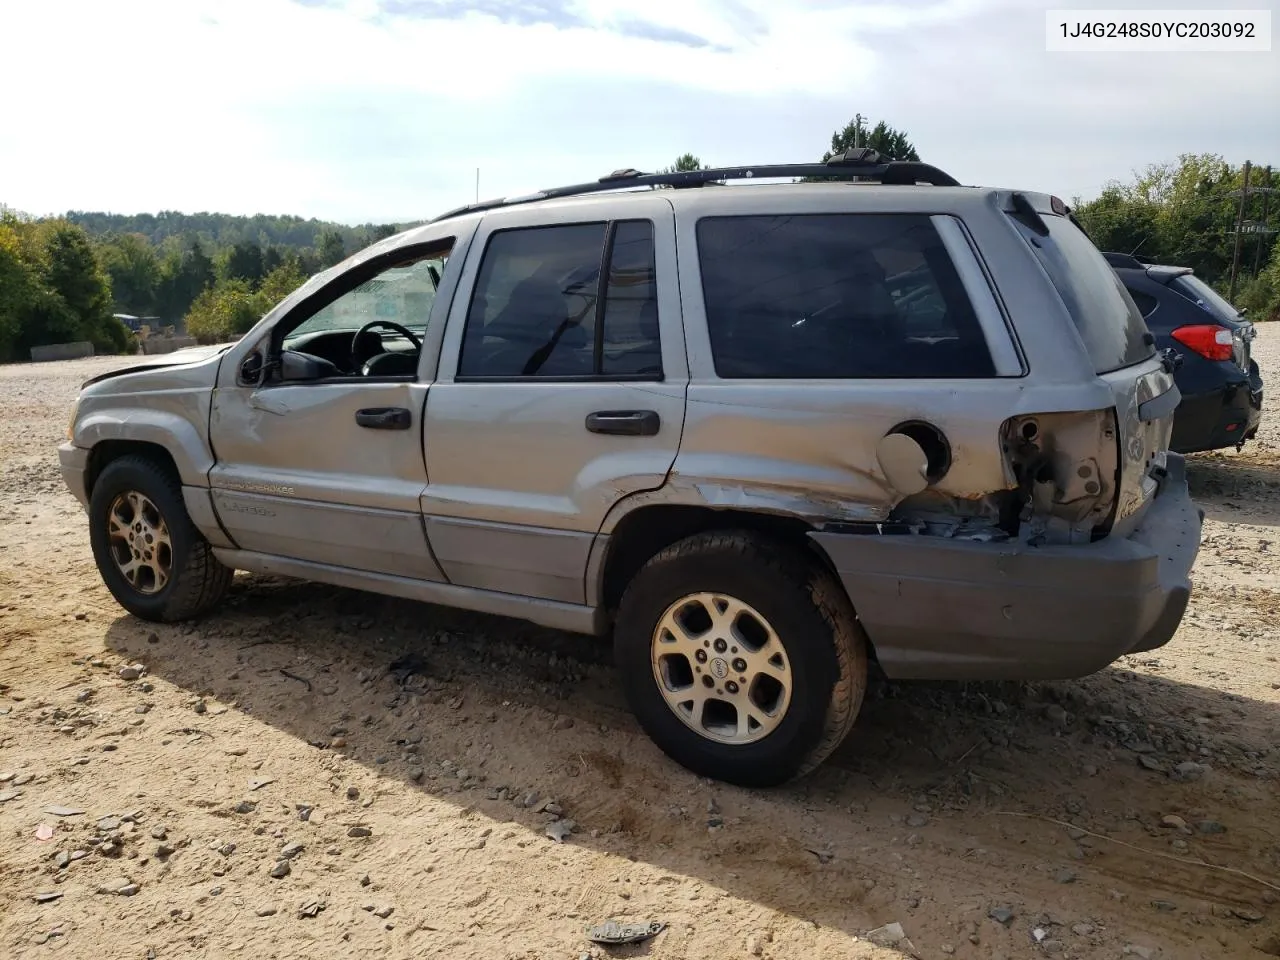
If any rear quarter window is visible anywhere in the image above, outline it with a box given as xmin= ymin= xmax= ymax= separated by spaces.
xmin=1010 ymin=214 xmax=1155 ymax=374
xmin=696 ymin=213 xmax=995 ymax=379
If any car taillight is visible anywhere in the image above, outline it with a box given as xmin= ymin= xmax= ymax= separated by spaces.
xmin=1171 ymin=324 xmax=1234 ymax=362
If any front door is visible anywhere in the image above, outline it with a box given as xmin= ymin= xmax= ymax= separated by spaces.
xmin=421 ymin=197 xmax=687 ymax=604
xmin=208 ymin=238 xmax=461 ymax=581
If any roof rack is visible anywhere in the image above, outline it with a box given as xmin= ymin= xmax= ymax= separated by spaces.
xmin=429 ymin=149 xmax=961 ymax=223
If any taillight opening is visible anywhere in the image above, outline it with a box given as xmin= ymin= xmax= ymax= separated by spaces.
xmin=1171 ymin=324 xmax=1234 ymax=362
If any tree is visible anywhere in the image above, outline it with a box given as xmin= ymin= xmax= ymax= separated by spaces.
xmin=222 ymin=241 xmax=265 ymax=286
xmin=99 ymin=233 xmax=160 ymax=315
xmin=660 ymin=153 xmax=708 ymax=173
xmin=822 ymin=115 xmax=920 ymax=162
xmin=316 ymin=229 xmax=346 ymax=268
xmin=255 ymin=260 xmax=309 ymax=315
xmin=155 ymin=239 xmax=215 ymax=322
xmin=184 ymin=279 xmax=260 ymax=343
xmin=39 ymin=221 xmax=129 ymax=353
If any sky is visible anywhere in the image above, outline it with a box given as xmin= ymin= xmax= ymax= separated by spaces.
xmin=1 ymin=0 xmax=1276 ymax=225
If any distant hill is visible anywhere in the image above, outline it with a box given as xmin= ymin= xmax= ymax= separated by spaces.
xmin=62 ymin=210 xmax=419 ymax=252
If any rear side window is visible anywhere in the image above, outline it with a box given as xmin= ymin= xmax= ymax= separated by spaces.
xmin=696 ymin=214 xmax=995 ymax=379
xmin=1127 ymin=288 xmax=1159 ymax=318
xmin=1011 ymin=214 xmax=1155 ymax=374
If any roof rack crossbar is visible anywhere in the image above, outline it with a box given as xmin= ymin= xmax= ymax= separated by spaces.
xmin=429 ymin=158 xmax=961 ymax=223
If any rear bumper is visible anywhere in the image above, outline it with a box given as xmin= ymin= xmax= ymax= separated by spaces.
xmin=58 ymin=442 xmax=90 ymax=509
xmin=1171 ymin=376 xmax=1263 ymax=453
xmin=810 ymin=453 xmax=1202 ymax=681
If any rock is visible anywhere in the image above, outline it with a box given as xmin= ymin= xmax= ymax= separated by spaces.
xmin=248 ymin=777 xmax=275 ymax=791
xmin=1196 ymin=820 xmax=1226 ymax=834
xmin=746 ymin=932 xmax=767 ymax=956
xmin=409 ymin=767 xmax=424 ymax=782
xmin=1231 ymin=907 xmax=1263 ymax=922
xmin=521 ymin=790 xmax=540 ymax=808
xmin=32 ymin=890 xmax=63 ymax=903
xmin=56 ymin=851 xmax=72 ymax=869
xmin=118 ymin=665 xmax=144 ymax=681
xmin=346 ymin=786 xmax=360 ymax=800
xmin=1150 ymin=899 xmax=1177 ymax=912
xmin=347 ymin=826 xmax=372 ymax=838
xmin=545 ymin=819 xmax=575 ymax=843
xmin=1072 ymin=923 xmax=1095 ymax=936
xmin=233 ymin=801 xmax=257 ymax=814
xmin=906 ymin=813 xmax=929 ymax=828
xmin=298 ymin=900 xmax=326 ymax=919
xmin=941 ymin=945 xmax=956 ymax=955
xmin=0 ymin=790 xmax=20 ymax=803
xmin=96 ymin=816 xmax=121 ymax=832
xmin=1046 ymin=704 xmax=1069 ymax=727
xmin=1160 ymin=815 xmax=1187 ymax=830
xmin=280 ymin=840 xmax=305 ymax=859
xmin=1172 ymin=761 xmax=1207 ymax=782
xmin=360 ymin=874 xmax=371 ymax=887
xmin=118 ymin=883 xmax=140 ymax=896
xmin=1124 ymin=945 xmax=1155 ymax=959
xmin=155 ymin=844 xmax=175 ymax=858
xmin=97 ymin=876 xmax=135 ymax=895
xmin=193 ymin=700 xmax=207 ymax=714
xmin=373 ymin=905 xmax=394 ymax=919
xmin=1055 ymin=868 xmax=1077 ymax=884
xmin=1082 ymin=763 xmax=1098 ymax=776
xmin=1138 ymin=755 xmax=1164 ymax=772
xmin=150 ymin=826 xmax=167 ymax=840
xmin=553 ymin=716 xmax=574 ymax=730
xmin=75 ymin=689 xmax=93 ymax=703
xmin=989 ymin=906 xmax=1015 ymax=925
xmin=255 ymin=905 xmax=278 ymax=917
xmin=269 ymin=859 xmax=291 ymax=879
xmin=866 ymin=922 xmax=908 ymax=947
xmin=43 ymin=806 xmax=85 ymax=818
xmin=544 ymin=802 xmax=564 ymax=817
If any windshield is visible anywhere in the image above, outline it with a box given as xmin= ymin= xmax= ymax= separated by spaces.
xmin=1172 ymin=274 xmax=1242 ymax=322
xmin=1010 ymin=213 xmax=1156 ymax=374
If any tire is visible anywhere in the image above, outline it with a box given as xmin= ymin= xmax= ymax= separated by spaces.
xmin=88 ymin=454 xmax=232 ymax=622
xmin=613 ymin=530 xmax=867 ymax=787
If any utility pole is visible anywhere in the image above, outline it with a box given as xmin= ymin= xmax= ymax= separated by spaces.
xmin=854 ymin=113 xmax=863 ymax=149
xmin=475 ymin=168 xmax=480 ymax=204
xmin=1229 ymin=160 xmax=1251 ymax=301
xmin=1252 ymin=165 xmax=1274 ymax=279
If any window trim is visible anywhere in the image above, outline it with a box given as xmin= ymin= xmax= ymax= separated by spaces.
xmin=453 ymin=218 xmax=664 ymax=384
xmin=694 ymin=211 xmax=1002 ymax=381
xmin=931 ymin=215 xmax=1024 ymax=377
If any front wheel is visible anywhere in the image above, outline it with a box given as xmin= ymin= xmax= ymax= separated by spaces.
xmin=88 ymin=455 xmax=232 ymax=622
xmin=613 ymin=531 xmax=867 ymax=787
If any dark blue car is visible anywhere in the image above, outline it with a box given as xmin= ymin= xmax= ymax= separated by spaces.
xmin=1105 ymin=252 xmax=1264 ymax=454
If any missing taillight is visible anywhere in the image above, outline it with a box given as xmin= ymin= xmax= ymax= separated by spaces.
xmin=1171 ymin=324 xmax=1233 ymax=362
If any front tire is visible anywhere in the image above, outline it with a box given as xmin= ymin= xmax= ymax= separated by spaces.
xmin=614 ymin=531 xmax=867 ymax=787
xmin=88 ymin=455 xmax=232 ymax=622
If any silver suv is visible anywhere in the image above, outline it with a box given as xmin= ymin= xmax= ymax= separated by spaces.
xmin=59 ymin=152 xmax=1202 ymax=786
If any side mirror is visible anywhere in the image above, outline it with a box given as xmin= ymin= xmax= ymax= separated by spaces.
xmin=240 ymin=351 xmax=264 ymax=385
xmin=280 ymin=350 xmax=338 ymax=382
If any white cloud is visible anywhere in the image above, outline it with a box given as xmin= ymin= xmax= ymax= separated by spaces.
xmin=0 ymin=0 xmax=1274 ymax=222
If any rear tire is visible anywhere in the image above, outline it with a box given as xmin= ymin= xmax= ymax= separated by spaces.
xmin=613 ymin=530 xmax=867 ymax=787
xmin=88 ymin=455 xmax=232 ymax=622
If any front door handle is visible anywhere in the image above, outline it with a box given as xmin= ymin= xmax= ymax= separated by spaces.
xmin=585 ymin=410 xmax=660 ymax=437
xmin=355 ymin=407 xmax=411 ymax=430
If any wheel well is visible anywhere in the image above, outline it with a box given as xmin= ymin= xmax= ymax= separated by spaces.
xmin=86 ymin=440 xmax=181 ymax=496
xmin=600 ymin=505 xmax=840 ymax=612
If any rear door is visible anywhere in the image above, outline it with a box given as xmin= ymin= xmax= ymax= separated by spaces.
xmin=420 ymin=196 xmax=687 ymax=604
xmin=1008 ymin=211 xmax=1176 ymax=529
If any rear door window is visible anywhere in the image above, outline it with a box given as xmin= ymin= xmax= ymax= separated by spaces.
xmin=696 ymin=214 xmax=995 ymax=379
xmin=1171 ymin=274 xmax=1241 ymax=322
xmin=1010 ymin=214 xmax=1155 ymax=374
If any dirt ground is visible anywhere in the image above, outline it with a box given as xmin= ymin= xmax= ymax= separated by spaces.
xmin=2 ymin=334 xmax=1278 ymax=960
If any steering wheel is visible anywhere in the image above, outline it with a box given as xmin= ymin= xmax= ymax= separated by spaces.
xmin=351 ymin=320 xmax=422 ymax=371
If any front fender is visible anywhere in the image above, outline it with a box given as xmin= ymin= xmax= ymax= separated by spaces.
xmin=73 ymin=406 xmax=214 ymax=488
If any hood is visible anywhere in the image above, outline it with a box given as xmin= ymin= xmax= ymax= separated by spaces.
xmin=81 ymin=343 xmax=233 ymax=388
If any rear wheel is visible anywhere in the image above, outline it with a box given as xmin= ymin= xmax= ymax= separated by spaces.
xmin=614 ymin=530 xmax=867 ymax=787
xmin=88 ymin=455 xmax=232 ymax=622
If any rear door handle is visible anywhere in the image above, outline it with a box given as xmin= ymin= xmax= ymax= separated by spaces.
xmin=585 ymin=410 xmax=660 ymax=437
xmin=355 ymin=407 xmax=412 ymax=430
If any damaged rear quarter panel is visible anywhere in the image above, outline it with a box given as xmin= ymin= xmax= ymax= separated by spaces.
xmin=667 ymin=379 xmax=1120 ymax=524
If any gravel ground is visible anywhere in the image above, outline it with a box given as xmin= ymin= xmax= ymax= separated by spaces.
xmin=1 ymin=332 xmax=1278 ymax=960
